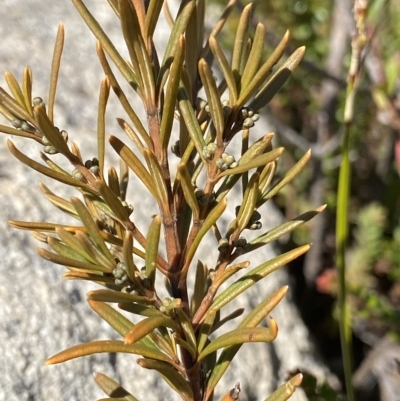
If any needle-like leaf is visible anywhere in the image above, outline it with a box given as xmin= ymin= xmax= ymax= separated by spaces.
xmin=210 ymin=245 xmax=310 ymax=314
xmin=160 ymin=35 xmax=185 ymax=149
xmin=71 ymin=0 xmax=137 ymax=86
xmin=137 ymin=359 xmax=193 ymax=401
xmin=263 ymin=374 xmax=303 ymax=401
xmin=199 ymin=58 xmax=225 ymax=144
xmin=45 ymin=340 xmax=171 ymax=365
xmin=198 ymin=319 xmax=278 ymax=361
xmin=145 ymin=215 xmax=161 ymax=288
xmin=258 ymin=149 xmax=311 ymax=206
xmin=97 ymin=76 xmax=110 ymax=177
xmin=124 ymin=316 xmax=180 ymax=345
xmin=48 ymin=23 xmax=64 ymax=123
xmin=94 ymin=372 xmax=140 ymax=401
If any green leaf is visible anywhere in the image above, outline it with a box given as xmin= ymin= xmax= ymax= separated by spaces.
xmin=119 ymin=0 xmax=155 ymax=100
xmin=95 ymin=179 xmax=130 ymax=224
xmin=258 ymin=149 xmax=311 ymax=205
xmin=40 ymin=183 xmax=79 ymax=218
xmin=215 ymin=133 xmax=274 ymax=201
xmin=236 ymin=30 xmax=290 ymax=109
xmin=45 ymin=340 xmax=171 ymax=365
xmin=63 ymin=271 xmax=115 ymax=284
xmin=263 ymin=373 xmax=303 ymax=401
xmin=37 ymin=247 xmax=110 ymax=273
xmin=204 ymin=286 xmax=289 ymax=399
xmin=144 ymin=0 xmax=163 ymax=40
xmin=7 ymin=140 xmax=91 ymax=191
xmin=209 ymin=35 xmax=237 ymax=105
xmin=232 ymin=4 xmax=252 ymax=85
xmin=109 ymin=135 xmax=157 ymax=198
xmin=87 ymin=290 xmax=153 ymax=305
xmin=34 ymin=106 xmax=71 ymax=157
xmin=143 ymin=149 xmax=169 ymax=208
xmin=190 ymin=260 xmax=207 ymax=315
xmin=160 ymin=35 xmax=185 ymax=149
xmin=161 ymin=1 xmax=196 ymax=69
xmin=0 ymin=87 xmax=37 ymax=127
xmin=240 ymin=22 xmax=265 ymax=92
xmin=0 ymin=123 xmax=38 ymax=140
xmin=88 ymin=299 xmax=134 ymax=337
xmin=175 ymin=306 xmax=197 ymax=355
xmin=8 ymin=220 xmax=81 ymax=232
xmin=97 ymin=76 xmax=110 ymax=177
xmin=48 ymin=23 xmax=65 ymax=123
xmin=250 ymin=47 xmax=306 ymax=112
xmin=210 ymin=245 xmax=310 ymax=313
xmin=235 ymin=172 xmax=259 ymax=233
xmin=177 ymin=84 xmax=207 ymax=160
xmin=51 ymin=230 xmax=97 ymax=265
xmin=94 ymin=372 xmax=139 ymax=401
xmin=198 ymin=321 xmax=277 ymax=361
xmin=124 ymin=316 xmax=180 ymax=345
xmin=177 ymin=163 xmax=200 ymax=219
xmin=122 ymin=230 xmax=139 ymax=283
xmin=199 ymin=58 xmax=225 ymax=142
xmin=71 ymin=197 xmax=115 ymax=264
xmin=184 ymin=199 xmax=227 ymax=273
xmin=217 ymin=148 xmax=284 ymax=178
xmin=96 ymin=43 xmax=151 ymax=148
xmin=248 ymin=205 xmax=326 ymax=252
xmin=137 ymin=358 xmax=193 ymax=401
xmin=118 ymin=302 xmax=164 ymax=318
xmin=145 ymin=215 xmax=161 ymax=288
xmin=197 ymin=310 xmax=217 ymax=354
xmin=22 ymin=67 xmax=33 ymax=117
xmin=4 ymin=71 xmax=25 ymax=108
xmin=71 ymin=0 xmax=137 ymax=86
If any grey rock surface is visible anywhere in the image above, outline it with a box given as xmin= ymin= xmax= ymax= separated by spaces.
xmin=0 ymin=1 xmax=334 ymax=400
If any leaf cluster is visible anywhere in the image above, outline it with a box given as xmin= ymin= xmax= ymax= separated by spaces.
xmin=0 ymin=1 xmax=322 ymax=401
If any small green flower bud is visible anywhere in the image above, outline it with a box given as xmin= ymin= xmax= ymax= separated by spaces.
xmin=11 ymin=117 xmax=23 ymax=129
xmin=249 ymin=221 xmax=262 ymax=230
xmin=32 ymin=97 xmax=45 ymax=108
xmin=204 ymin=104 xmax=210 ymax=113
xmin=21 ymin=122 xmax=35 ymax=132
xmin=247 ymin=109 xmax=254 ymax=118
xmin=243 ymin=117 xmax=255 ymax=129
xmin=251 ymin=113 xmax=260 ymax=122
xmin=44 ymin=145 xmax=58 ymax=154
xmin=216 ymin=158 xmax=225 ymax=169
xmin=42 ymin=136 xmax=51 ymax=146
xmin=72 ymin=168 xmax=83 ymax=181
xmin=229 ymin=161 xmax=238 ymax=169
xmin=206 ymin=142 xmax=217 ymax=154
xmin=89 ymin=165 xmax=100 ymax=176
xmin=224 ymin=154 xmax=235 ymax=166
xmin=61 ymin=130 xmax=68 ymax=142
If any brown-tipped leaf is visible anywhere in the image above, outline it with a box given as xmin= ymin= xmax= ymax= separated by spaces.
xmin=45 ymin=340 xmax=171 ymax=365
xmin=94 ymin=372 xmax=139 ymax=401
xmin=124 ymin=316 xmax=180 ymax=345
xmin=198 ymin=319 xmax=278 ymax=361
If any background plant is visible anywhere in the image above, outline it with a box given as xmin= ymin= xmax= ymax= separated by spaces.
xmin=0 ymin=1 xmax=322 ymax=401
